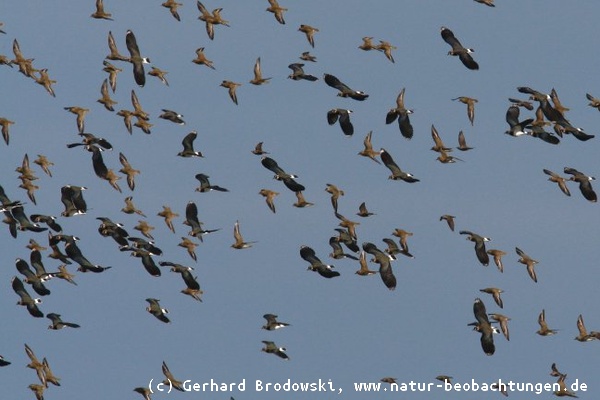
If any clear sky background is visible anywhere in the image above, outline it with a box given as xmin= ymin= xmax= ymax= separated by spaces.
xmin=1 ymin=1 xmax=600 ymax=399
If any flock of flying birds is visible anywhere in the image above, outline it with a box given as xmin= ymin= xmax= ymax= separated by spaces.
xmin=1 ymin=0 xmax=599 ymax=399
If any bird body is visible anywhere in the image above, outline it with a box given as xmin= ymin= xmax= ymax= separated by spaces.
xmin=195 ymin=173 xmax=228 ymax=192
xmin=97 ymin=79 xmax=117 ymax=111
xmin=324 ymin=73 xmax=369 ymax=101
xmin=375 ymin=40 xmax=397 ymax=63
xmin=146 ymin=298 xmax=170 ymax=323
xmin=452 ymin=96 xmax=478 ymax=126
xmin=564 ymin=167 xmax=596 ymax=202
xmin=259 ymin=189 xmax=279 ymax=213
xmin=362 ymin=242 xmax=395 ymax=290
xmin=459 ymin=230 xmax=490 ymax=266
xmin=193 ymin=47 xmax=216 ymax=69
xmin=220 ymin=80 xmax=241 ymax=104
xmin=536 ymin=309 xmax=558 ymax=336
xmin=162 ymin=0 xmax=183 ymax=21
xmin=472 ymin=298 xmax=495 ymax=355
xmin=386 ymin=88 xmax=414 ymax=139
xmin=439 ymin=215 xmax=455 ymax=231
xmin=441 ymin=27 xmax=479 ymax=70
xmin=125 ymin=30 xmax=150 ymax=87
xmin=266 ymin=0 xmax=287 ymax=24
xmin=380 ymin=148 xmax=419 ymax=182
xmin=288 ymin=63 xmax=317 ymax=81
xmin=47 ymin=313 xmax=80 ymax=329
xmin=91 ymin=0 xmax=113 ymax=20
xmin=178 ymin=131 xmax=203 ymax=157
xmin=262 ymin=313 xmax=290 ymax=330
xmin=250 ymin=57 xmax=271 ymax=85
xmin=480 ymin=287 xmax=503 ymax=308
xmin=12 ymin=276 xmax=43 ymax=317
xmin=262 ymin=340 xmax=289 ymax=360
xmin=298 ymin=24 xmax=318 ymax=47
xmin=197 ymin=1 xmax=229 ymax=40
xmin=327 ymin=109 xmax=354 ymax=136
xmin=516 ymin=247 xmax=539 ymax=283
xmin=158 ymin=206 xmax=178 ymax=233
xmin=300 ymin=245 xmax=339 ymax=278
xmin=358 ymin=131 xmax=381 ymax=164
xmin=231 ymin=220 xmax=255 ymax=249
xmin=486 ymin=249 xmax=506 ymax=272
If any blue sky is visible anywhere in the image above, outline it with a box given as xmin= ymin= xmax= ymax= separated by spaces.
xmin=1 ymin=1 xmax=600 ymax=399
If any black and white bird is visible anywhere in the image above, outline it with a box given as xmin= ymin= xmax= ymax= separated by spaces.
xmin=362 ymin=242 xmax=396 ymax=290
xmin=504 ymin=105 xmax=532 ymax=137
xmin=16 ymin=258 xmax=50 ymax=296
xmin=470 ymin=298 xmax=496 ymax=355
xmin=386 ymin=88 xmax=414 ymax=139
xmin=159 ymin=109 xmax=185 ymax=125
xmin=146 ymin=298 xmax=170 ymax=323
xmin=459 ymin=230 xmax=491 ymax=266
xmin=46 ymin=313 xmax=80 ymax=330
xmin=327 ymin=109 xmax=354 ymax=136
xmin=261 ymin=341 xmax=289 ymax=360
xmin=184 ymin=201 xmax=220 ymax=240
xmin=195 ymin=173 xmax=229 ymax=192
xmin=380 ymin=148 xmax=419 ymax=183
xmin=12 ymin=276 xmax=44 ymax=318
xmin=262 ymin=314 xmax=290 ymax=331
xmin=324 ymin=73 xmax=369 ymax=100
xmin=60 ymin=185 xmax=87 ymax=217
xmin=125 ymin=30 xmax=150 ymax=87
xmin=160 ymin=261 xmax=203 ymax=302
xmin=440 ymin=27 xmax=479 ymax=70
xmin=287 ymin=63 xmax=318 ymax=81
xmin=178 ymin=131 xmax=203 ymax=158
xmin=564 ymin=167 xmax=597 ymax=202
xmin=261 ymin=156 xmax=305 ymax=192
xmin=300 ymin=245 xmax=340 ymax=278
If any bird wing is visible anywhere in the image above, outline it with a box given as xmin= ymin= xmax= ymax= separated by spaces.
xmin=181 ymin=131 xmax=197 ymax=151
xmin=337 ymin=110 xmax=354 ymax=136
xmin=380 ymin=149 xmax=402 ymax=176
xmin=324 ymin=73 xmax=351 ymax=92
xmin=281 ymin=177 xmax=305 ymax=192
xmin=125 ymin=30 xmax=141 ymax=58
xmin=458 ymin=53 xmax=479 ymax=70
xmin=440 ymin=27 xmax=462 ymax=50
xmin=505 ymin=105 xmax=521 ymax=128
xmin=261 ymin=156 xmax=287 ymax=177
xmin=194 ymin=174 xmax=210 ymax=190
xmin=185 ymin=202 xmax=201 ymax=229
xmin=326 ymin=109 xmax=339 ymax=125
xmin=91 ymin=147 xmax=109 ymax=179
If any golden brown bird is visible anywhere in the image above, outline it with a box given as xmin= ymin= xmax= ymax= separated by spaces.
xmin=249 ymin=57 xmax=271 ymax=85
xmin=158 ymin=206 xmax=179 ymax=233
xmin=121 ymin=196 xmax=146 ymax=217
xmin=231 ymin=220 xmax=256 ymax=249
xmin=220 ymin=80 xmax=241 ymax=105
xmin=452 ymin=96 xmax=478 ymax=126
xmin=192 ymin=47 xmax=216 ymax=70
xmin=91 ymin=0 xmax=113 ymax=20
xmin=266 ymin=0 xmax=287 ymax=24
xmin=298 ymin=24 xmax=319 ymax=47
xmin=179 ymin=237 xmax=199 ymax=261
xmin=134 ymin=220 xmax=155 ymax=240
xmin=358 ymin=131 xmax=381 ymax=164
xmin=259 ymin=189 xmax=279 ymax=213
